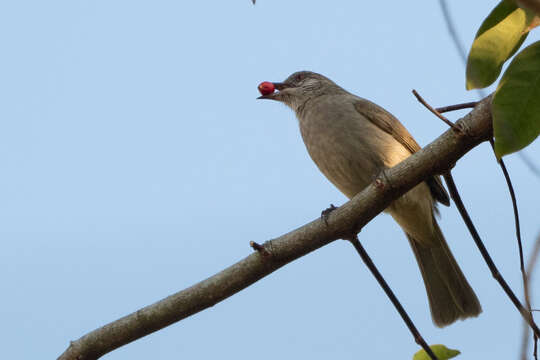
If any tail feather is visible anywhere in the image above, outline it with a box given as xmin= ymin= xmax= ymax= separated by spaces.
xmin=407 ymin=218 xmax=482 ymax=327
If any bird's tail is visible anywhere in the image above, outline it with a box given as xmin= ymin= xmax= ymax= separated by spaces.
xmin=407 ymin=217 xmax=482 ymax=327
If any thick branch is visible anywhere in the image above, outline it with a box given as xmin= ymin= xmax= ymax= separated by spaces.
xmin=58 ymin=96 xmax=493 ymax=360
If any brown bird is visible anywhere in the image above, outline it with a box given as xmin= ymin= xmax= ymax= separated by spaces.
xmin=258 ymin=71 xmax=481 ymax=327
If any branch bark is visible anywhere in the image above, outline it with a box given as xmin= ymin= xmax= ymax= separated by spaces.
xmin=58 ymin=96 xmax=493 ymax=360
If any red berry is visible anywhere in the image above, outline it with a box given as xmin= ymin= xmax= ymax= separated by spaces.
xmin=258 ymin=81 xmax=275 ymax=96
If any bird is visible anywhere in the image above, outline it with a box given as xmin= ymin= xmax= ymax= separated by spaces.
xmin=257 ymin=71 xmax=481 ymax=327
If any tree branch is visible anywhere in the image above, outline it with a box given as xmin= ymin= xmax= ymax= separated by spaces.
xmin=58 ymin=96 xmax=494 ymax=360
xmin=348 ymin=236 xmax=438 ymax=360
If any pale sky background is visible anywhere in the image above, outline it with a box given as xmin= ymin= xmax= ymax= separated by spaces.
xmin=1 ymin=1 xmax=539 ymax=359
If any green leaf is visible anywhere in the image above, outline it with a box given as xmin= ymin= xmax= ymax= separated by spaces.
xmin=413 ymin=344 xmax=460 ymax=360
xmin=466 ymin=0 xmax=531 ymax=90
xmin=492 ymin=41 xmax=540 ymax=158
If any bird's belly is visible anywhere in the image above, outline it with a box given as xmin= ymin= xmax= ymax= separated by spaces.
xmin=303 ymin=132 xmax=381 ymax=199
xmin=299 ymin=107 xmax=414 ymax=200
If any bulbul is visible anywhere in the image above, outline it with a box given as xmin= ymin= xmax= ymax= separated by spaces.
xmin=258 ymin=71 xmax=481 ymax=327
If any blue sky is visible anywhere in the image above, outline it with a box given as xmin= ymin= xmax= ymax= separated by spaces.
xmin=1 ymin=1 xmax=539 ymax=359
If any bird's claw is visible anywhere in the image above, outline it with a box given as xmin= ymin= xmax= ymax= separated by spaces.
xmin=321 ymin=204 xmax=338 ymax=226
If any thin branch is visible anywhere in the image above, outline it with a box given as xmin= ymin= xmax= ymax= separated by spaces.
xmin=443 ymin=172 xmax=540 ymax=338
xmin=488 ymin=140 xmax=526 ymax=272
xmin=492 ymin=144 xmax=539 ymax=359
xmin=521 ymin=235 xmax=540 ymax=360
xmin=412 ymin=90 xmax=461 ymax=131
xmin=534 ymin=315 xmax=538 ymax=359
xmin=348 ymin=236 xmax=438 ymax=360
xmin=57 ymin=97 xmax=494 ymax=360
xmin=436 ymin=102 xmax=478 ymax=114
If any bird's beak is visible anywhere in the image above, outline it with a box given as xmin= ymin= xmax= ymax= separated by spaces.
xmin=257 ymin=82 xmax=290 ymax=100
xmin=272 ymin=82 xmax=288 ymax=91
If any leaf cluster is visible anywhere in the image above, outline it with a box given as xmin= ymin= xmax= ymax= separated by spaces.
xmin=466 ymin=0 xmax=540 ymax=157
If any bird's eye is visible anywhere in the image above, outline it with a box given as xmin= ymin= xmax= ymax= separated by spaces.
xmin=295 ymin=74 xmax=303 ymax=82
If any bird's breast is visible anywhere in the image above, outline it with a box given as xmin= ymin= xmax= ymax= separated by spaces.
xmin=297 ymin=104 xmax=387 ymax=199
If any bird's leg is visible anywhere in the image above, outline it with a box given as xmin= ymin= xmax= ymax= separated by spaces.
xmin=321 ymin=203 xmax=338 ymax=226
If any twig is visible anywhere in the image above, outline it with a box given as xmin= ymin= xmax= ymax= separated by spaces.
xmin=521 ymin=235 xmax=540 ymax=360
xmin=435 ymin=102 xmax=478 ymax=114
xmin=412 ymin=90 xmax=461 ymax=131
xmin=491 ymin=138 xmax=540 ymax=359
xmin=443 ymin=172 xmax=540 ymax=338
xmin=348 ymin=235 xmax=438 ymax=360
xmin=488 ymin=140 xmax=526 ymax=275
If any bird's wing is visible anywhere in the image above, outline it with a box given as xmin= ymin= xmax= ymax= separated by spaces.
xmin=354 ymin=98 xmax=450 ymax=206
xmin=353 ymin=98 xmax=421 ymax=153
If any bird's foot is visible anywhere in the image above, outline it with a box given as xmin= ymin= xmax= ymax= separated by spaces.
xmin=321 ymin=204 xmax=338 ymax=226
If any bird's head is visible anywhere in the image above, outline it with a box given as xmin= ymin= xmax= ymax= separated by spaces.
xmin=257 ymin=71 xmax=342 ymax=112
